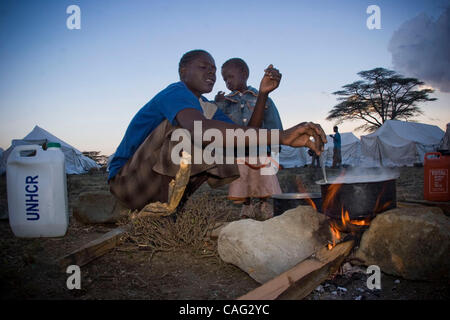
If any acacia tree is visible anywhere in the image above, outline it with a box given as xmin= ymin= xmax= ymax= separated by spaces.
xmin=327 ymin=67 xmax=437 ymax=132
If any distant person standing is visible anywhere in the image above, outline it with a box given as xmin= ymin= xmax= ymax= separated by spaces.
xmin=330 ymin=126 xmax=341 ymax=168
xmin=308 ymin=148 xmax=320 ymax=167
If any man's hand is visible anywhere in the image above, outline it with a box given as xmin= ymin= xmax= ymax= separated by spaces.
xmin=280 ymin=122 xmax=327 ymax=155
xmin=215 ymin=91 xmax=226 ymax=102
xmin=259 ymin=64 xmax=281 ymax=95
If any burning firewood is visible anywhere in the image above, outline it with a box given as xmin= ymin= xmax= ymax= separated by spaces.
xmin=327 ymin=208 xmax=371 ymax=249
xmin=238 ymin=240 xmax=354 ymax=300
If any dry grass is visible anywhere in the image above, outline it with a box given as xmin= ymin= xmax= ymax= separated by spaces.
xmin=119 ymin=193 xmax=238 ymax=257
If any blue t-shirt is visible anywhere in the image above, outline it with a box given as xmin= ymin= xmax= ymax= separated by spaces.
xmin=333 ymin=132 xmax=341 ymax=149
xmin=108 ymin=81 xmax=233 ymax=180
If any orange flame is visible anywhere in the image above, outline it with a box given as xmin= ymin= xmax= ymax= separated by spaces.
xmin=307 ymin=198 xmax=317 ymax=211
xmin=349 ymin=219 xmax=370 ymax=226
xmin=327 ymin=223 xmax=342 ymax=250
xmin=321 ymin=170 xmax=347 ymax=212
xmin=341 ymin=208 xmax=371 ymax=227
xmin=322 ymin=183 xmax=342 ymax=211
xmin=296 ymin=179 xmax=318 ymax=210
xmin=373 ymin=182 xmax=393 ymax=213
xmin=323 ymin=178 xmax=392 ymax=250
xmin=327 ymin=207 xmax=371 ymax=250
xmin=375 ymin=200 xmax=392 ymax=213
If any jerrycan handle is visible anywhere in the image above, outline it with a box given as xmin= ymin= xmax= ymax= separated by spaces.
xmin=10 ymin=145 xmax=42 ymax=158
xmin=425 ymin=152 xmax=441 ymax=161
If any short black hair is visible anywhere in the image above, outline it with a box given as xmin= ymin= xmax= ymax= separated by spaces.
xmin=222 ymin=58 xmax=249 ymax=78
xmin=178 ymin=49 xmax=211 ymax=76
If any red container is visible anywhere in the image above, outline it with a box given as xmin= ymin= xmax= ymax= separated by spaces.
xmin=424 ymin=152 xmax=450 ymax=201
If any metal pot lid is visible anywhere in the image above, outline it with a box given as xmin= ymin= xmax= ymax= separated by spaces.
xmin=272 ymin=192 xmax=321 ymax=199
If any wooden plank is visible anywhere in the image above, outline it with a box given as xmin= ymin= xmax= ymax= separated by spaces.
xmin=58 ymin=225 xmax=129 ymax=270
xmin=400 ymin=199 xmax=450 ymax=216
xmin=397 ymin=202 xmax=424 ymax=208
xmin=61 ymin=158 xmax=191 ymax=268
xmin=238 ymin=240 xmax=354 ymax=300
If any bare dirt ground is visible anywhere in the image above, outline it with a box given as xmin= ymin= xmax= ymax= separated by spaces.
xmin=0 ymin=167 xmax=449 ymax=300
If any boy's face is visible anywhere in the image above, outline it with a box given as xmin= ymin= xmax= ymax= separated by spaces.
xmin=221 ymin=66 xmax=248 ymax=92
xmin=180 ymin=53 xmax=216 ymax=97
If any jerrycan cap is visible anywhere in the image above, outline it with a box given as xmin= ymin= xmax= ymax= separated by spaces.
xmin=47 ymin=142 xmax=61 ymax=148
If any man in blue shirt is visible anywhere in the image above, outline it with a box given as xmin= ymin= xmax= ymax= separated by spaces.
xmin=330 ymin=125 xmax=342 ymax=168
xmin=108 ymin=81 xmax=234 ymax=181
xmin=108 ymin=49 xmax=327 ymax=212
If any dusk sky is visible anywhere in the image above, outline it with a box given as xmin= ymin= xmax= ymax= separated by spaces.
xmin=1 ymin=0 xmax=449 ymax=155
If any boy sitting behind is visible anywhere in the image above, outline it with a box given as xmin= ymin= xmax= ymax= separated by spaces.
xmin=215 ymin=58 xmax=283 ymax=220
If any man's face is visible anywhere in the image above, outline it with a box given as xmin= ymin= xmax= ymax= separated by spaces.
xmin=180 ymin=53 xmax=216 ymax=97
xmin=221 ymin=66 xmax=248 ymax=92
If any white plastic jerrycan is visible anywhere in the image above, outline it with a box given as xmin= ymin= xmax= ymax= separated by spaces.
xmin=7 ymin=143 xmax=69 ymax=237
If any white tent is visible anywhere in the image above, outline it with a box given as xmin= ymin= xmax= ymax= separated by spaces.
xmin=279 ymin=146 xmax=308 ymax=168
xmin=438 ymin=123 xmax=450 ymax=152
xmin=360 ymin=120 xmax=445 ymax=167
xmin=0 ymin=125 xmax=100 ymax=174
xmin=106 ymin=153 xmax=115 ymax=172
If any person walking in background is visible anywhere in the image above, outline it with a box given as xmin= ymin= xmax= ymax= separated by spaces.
xmin=330 ymin=125 xmax=342 ymax=168
xmin=215 ymin=58 xmax=283 ymax=220
xmin=308 ymin=148 xmax=320 ymax=167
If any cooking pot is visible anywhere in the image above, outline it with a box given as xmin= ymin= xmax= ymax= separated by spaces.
xmin=272 ymin=193 xmax=322 ymax=216
xmin=318 ymin=177 xmax=397 ymax=220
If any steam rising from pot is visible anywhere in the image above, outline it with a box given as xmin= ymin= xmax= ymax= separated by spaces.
xmin=316 ymin=167 xmax=400 ymax=185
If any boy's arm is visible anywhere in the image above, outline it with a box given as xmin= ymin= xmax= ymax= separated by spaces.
xmin=247 ymin=65 xmax=281 ymax=128
xmin=262 ymin=97 xmax=283 ymax=130
xmin=175 ymin=108 xmax=327 ymax=155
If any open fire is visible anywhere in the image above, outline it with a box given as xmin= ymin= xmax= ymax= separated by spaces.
xmin=327 ymin=208 xmax=371 ymax=250
xmin=297 ymin=168 xmax=399 ymax=250
xmin=296 ymin=179 xmax=318 ymax=211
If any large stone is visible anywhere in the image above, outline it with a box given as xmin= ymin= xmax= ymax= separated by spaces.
xmin=355 ymin=207 xmax=450 ymax=281
xmin=73 ymin=191 xmax=129 ymax=224
xmin=217 ymin=206 xmax=329 ymax=284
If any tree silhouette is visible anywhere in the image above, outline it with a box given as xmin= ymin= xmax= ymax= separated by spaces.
xmin=327 ymin=68 xmax=437 ymax=132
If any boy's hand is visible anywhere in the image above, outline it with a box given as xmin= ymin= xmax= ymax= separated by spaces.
xmin=259 ymin=64 xmax=282 ymax=95
xmin=280 ymin=122 xmax=327 ymax=155
xmin=215 ymin=91 xmax=226 ymax=102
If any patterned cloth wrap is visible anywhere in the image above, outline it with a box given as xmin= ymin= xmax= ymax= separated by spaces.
xmin=109 ymin=119 xmax=239 ymax=210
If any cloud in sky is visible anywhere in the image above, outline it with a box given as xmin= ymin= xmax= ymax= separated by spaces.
xmin=388 ymin=6 xmax=450 ymax=92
